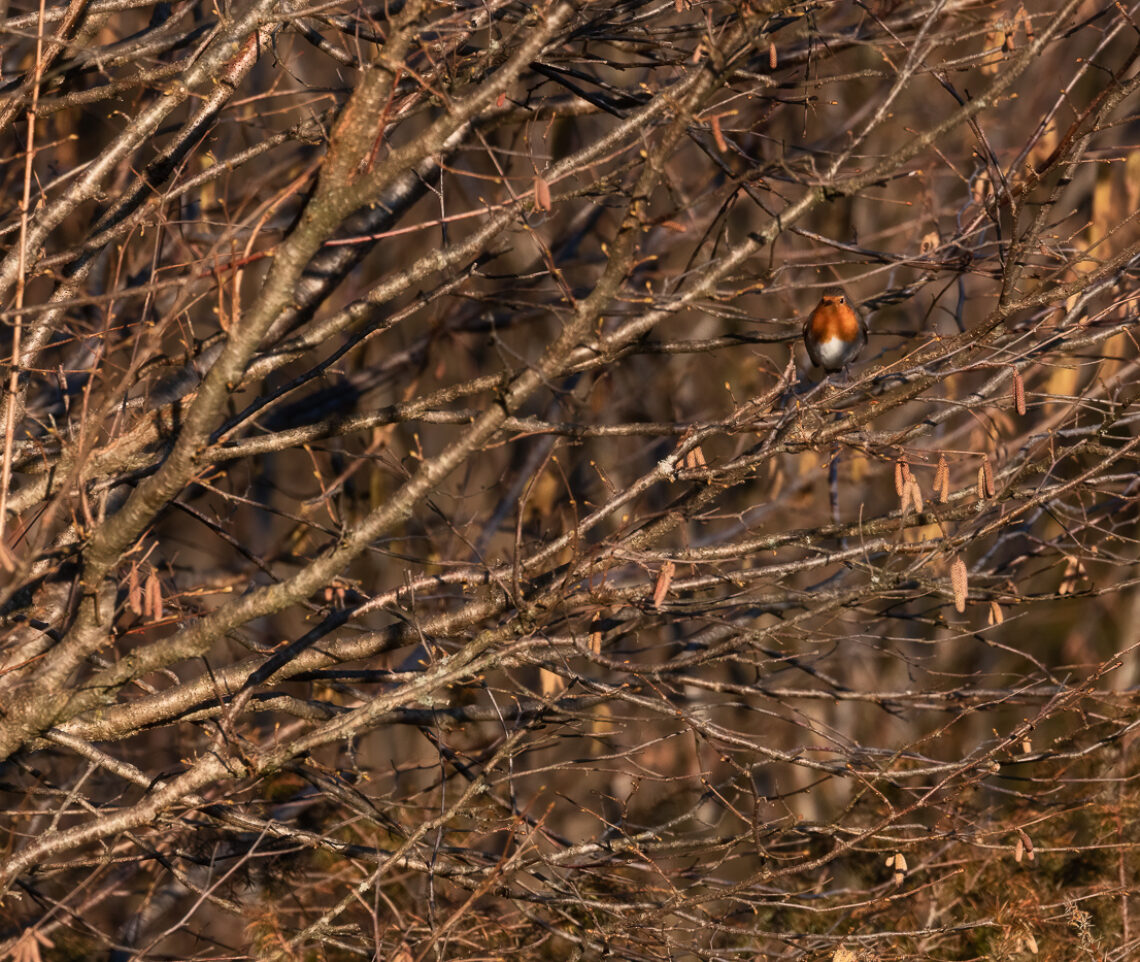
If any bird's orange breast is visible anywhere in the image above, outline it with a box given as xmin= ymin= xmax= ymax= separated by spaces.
xmin=809 ymin=300 xmax=860 ymax=340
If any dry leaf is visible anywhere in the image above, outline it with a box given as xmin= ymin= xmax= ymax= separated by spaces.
xmin=980 ymin=24 xmax=1008 ymax=76
xmin=988 ymin=600 xmax=1004 ymax=625
xmin=653 ymin=561 xmax=676 ymax=610
xmin=1059 ymin=555 xmax=1085 ymax=594
xmin=534 ymin=175 xmax=552 ymax=211
xmin=832 ymin=948 xmax=858 ymax=962
xmin=539 ymin=668 xmax=565 ymax=696
xmin=951 ymin=556 xmax=968 ymax=613
xmin=1014 ymin=836 xmax=1025 ymax=862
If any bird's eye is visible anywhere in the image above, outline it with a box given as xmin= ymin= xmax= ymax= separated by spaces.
xmin=837 ymin=295 xmax=846 ymax=303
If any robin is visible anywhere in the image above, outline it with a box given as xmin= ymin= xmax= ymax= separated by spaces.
xmin=803 ymin=292 xmax=866 ymax=374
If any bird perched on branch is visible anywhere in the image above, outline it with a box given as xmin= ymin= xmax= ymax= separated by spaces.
xmin=803 ymin=292 xmax=866 ymax=374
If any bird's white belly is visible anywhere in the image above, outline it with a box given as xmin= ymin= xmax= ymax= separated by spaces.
xmin=815 ymin=336 xmax=850 ymax=368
